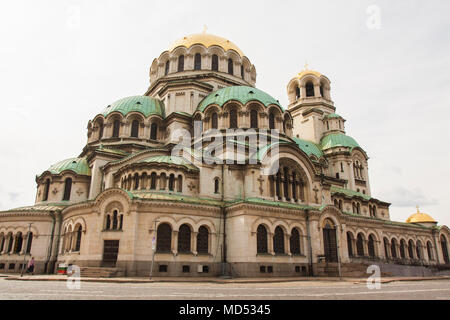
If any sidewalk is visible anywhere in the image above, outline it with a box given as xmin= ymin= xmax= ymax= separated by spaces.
xmin=2 ymin=273 xmax=449 ymax=284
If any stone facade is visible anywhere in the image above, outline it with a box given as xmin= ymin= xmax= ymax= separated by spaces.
xmin=0 ymin=33 xmax=449 ymax=277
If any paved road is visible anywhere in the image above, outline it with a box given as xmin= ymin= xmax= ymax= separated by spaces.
xmin=0 ymin=278 xmax=449 ymax=300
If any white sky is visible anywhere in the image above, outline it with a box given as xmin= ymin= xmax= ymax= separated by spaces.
xmin=0 ymin=0 xmax=449 ymax=226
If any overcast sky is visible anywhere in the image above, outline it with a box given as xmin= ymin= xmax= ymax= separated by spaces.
xmin=0 ymin=0 xmax=449 ymax=226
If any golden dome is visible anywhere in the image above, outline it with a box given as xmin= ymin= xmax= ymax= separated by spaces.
xmin=169 ymin=33 xmax=245 ymax=57
xmin=297 ymin=63 xmax=322 ymax=79
xmin=406 ymin=206 xmax=437 ymax=224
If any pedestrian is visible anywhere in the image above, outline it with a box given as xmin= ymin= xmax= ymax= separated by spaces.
xmin=26 ymin=257 xmax=35 ymax=275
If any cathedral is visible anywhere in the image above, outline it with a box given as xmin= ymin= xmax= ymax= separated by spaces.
xmin=0 ymin=33 xmax=449 ymax=277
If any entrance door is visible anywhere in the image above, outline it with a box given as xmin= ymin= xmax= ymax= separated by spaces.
xmin=102 ymin=240 xmax=119 ymax=267
xmin=323 ymin=224 xmax=338 ymax=262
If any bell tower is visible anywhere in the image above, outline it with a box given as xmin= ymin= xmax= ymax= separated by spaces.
xmin=286 ymin=66 xmax=336 ymax=144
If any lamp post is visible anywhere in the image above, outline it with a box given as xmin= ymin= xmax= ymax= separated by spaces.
xmin=20 ymin=223 xmax=32 ymax=277
xmin=149 ymin=219 xmax=159 ymax=280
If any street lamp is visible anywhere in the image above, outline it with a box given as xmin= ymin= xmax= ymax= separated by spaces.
xmin=149 ymin=219 xmax=159 ymax=280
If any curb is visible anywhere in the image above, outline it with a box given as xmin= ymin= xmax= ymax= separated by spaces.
xmin=4 ymin=275 xmax=450 ymax=285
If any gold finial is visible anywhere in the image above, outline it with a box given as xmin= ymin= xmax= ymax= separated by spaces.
xmin=416 ymin=205 xmax=420 ymax=213
xmin=304 ymin=61 xmax=309 ymax=70
xmin=202 ymin=25 xmax=208 ymax=34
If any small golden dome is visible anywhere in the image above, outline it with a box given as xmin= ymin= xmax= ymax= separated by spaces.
xmin=169 ymin=33 xmax=245 ymax=57
xmin=406 ymin=206 xmax=436 ymax=223
xmin=297 ymin=63 xmax=322 ymax=79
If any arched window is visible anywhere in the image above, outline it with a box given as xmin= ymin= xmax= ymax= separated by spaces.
xmin=112 ymin=210 xmax=118 ymax=230
xmin=63 ymin=178 xmax=72 ymax=201
xmin=295 ymin=86 xmax=300 ymax=99
xmin=150 ymin=172 xmax=157 ymax=190
xmin=356 ymin=233 xmax=364 ymax=256
xmin=156 ymin=223 xmax=172 ymax=252
xmin=305 ymin=82 xmax=314 ymax=97
xmin=7 ymin=233 xmax=13 ymax=253
xmin=211 ymin=54 xmax=218 ymax=71
xmin=269 ymin=112 xmax=275 ymax=130
xmin=197 ymin=226 xmax=209 ymax=254
xmin=273 ymin=226 xmax=285 ymax=254
xmin=427 ymin=241 xmax=433 ymax=261
xmin=177 ymin=175 xmax=182 ymax=193
xmin=290 ymin=228 xmax=301 ymax=255
xmin=150 ymin=123 xmax=158 ymax=140
xmin=250 ymin=109 xmax=258 ymax=128
xmin=368 ymin=235 xmax=376 ymax=258
xmin=292 ymin=172 xmax=297 ymax=201
xmin=391 ymin=239 xmax=397 ymax=258
xmin=416 ymin=241 xmax=422 ymax=260
xmin=319 ymin=85 xmax=324 ymax=97
xmin=347 ymin=232 xmax=354 ymax=257
xmin=26 ymin=232 xmax=33 ymax=254
xmin=194 ymin=53 xmax=201 ymax=70
xmin=165 ymin=60 xmax=170 ymax=75
xmin=256 ymin=225 xmax=268 ymax=254
xmin=211 ymin=112 xmax=218 ymax=129
xmin=75 ymin=225 xmax=82 ymax=252
xmin=106 ymin=214 xmax=111 ymax=230
xmin=168 ymin=174 xmax=175 ymax=191
xmin=241 ymin=65 xmax=244 ymax=79
xmin=0 ymin=234 xmax=4 ymax=253
xmin=275 ymin=172 xmax=281 ymax=200
xmin=177 ymin=224 xmax=191 ymax=253
xmin=441 ymin=235 xmax=449 ymax=263
xmin=43 ymin=179 xmax=50 ymax=201
xmin=98 ymin=122 xmax=104 ymax=139
xmin=14 ymin=232 xmax=23 ymax=254
xmin=400 ymin=240 xmax=406 ymax=259
xmin=177 ymin=55 xmax=184 ymax=72
xmin=228 ymin=58 xmax=233 ymax=75
xmin=133 ymin=174 xmax=139 ymax=190
xmin=408 ymin=240 xmax=415 ymax=259
xmin=283 ymin=167 xmax=289 ymax=200
xmin=384 ymin=237 xmax=390 ymax=260
xmin=112 ymin=120 xmax=120 ymax=137
xmin=214 ymin=178 xmax=220 ymax=194
xmin=229 ymin=109 xmax=237 ymax=128
xmin=131 ymin=120 xmax=139 ymax=138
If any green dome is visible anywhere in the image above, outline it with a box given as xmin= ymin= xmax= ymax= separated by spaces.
xmin=323 ymin=113 xmax=343 ymax=119
xmin=320 ymin=133 xmax=360 ymax=151
xmin=43 ymin=158 xmax=91 ymax=177
xmin=197 ymin=86 xmax=282 ymax=112
xmin=138 ymin=155 xmax=198 ymax=172
xmin=292 ymin=138 xmax=323 ymax=159
xmin=101 ymin=96 xmax=165 ymax=118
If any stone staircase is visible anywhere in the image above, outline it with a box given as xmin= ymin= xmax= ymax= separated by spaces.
xmin=80 ymin=267 xmax=124 ymax=278
xmin=317 ymin=262 xmax=392 ymax=277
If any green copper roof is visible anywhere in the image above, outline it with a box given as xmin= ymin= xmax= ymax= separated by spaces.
xmin=42 ymin=158 xmax=91 ymax=177
xmin=323 ymin=113 xmax=342 ymax=119
xmin=101 ymin=96 xmax=165 ymax=118
xmin=138 ymin=155 xmax=199 ymax=171
xmin=292 ymin=138 xmax=323 ymax=159
xmin=331 ymin=186 xmax=371 ymax=201
xmin=320 ymin=133 xmax=360 ymax=151
xmin=197 ymin=86 xmax=282 ymax=112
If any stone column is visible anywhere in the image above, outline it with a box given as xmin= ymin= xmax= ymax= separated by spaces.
xmin=192 ymin=232 xmax=198 ymax=255
xmin=172 ymin=230 xmax=178 ymax=255
xmin=268 ymin=232 xmax=274 ymax=255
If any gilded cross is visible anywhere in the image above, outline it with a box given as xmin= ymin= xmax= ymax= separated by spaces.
xmin=257 ymin=176 xmax=265 ymax=195
xmin=313 ymin=186 xmax=319 ymax=203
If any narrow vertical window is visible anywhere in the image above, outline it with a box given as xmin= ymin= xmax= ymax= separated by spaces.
xmin=165 ymin=60 xmax=170 ymax=75
xmin=150 ymin=172 xmax=157 ymax=190
xmin=177 ymin=55 xmax=184 ymax=72
xmin=112 ymin=210 xmax=118 ymax=230
xmin=256 ymin=225 xmax=268 ymax=254
xmin=211 ymin=112 xmax=218 ymax=129
xmin=228 ymin=58 xmax=233 ymax=75
xmin=63 ymin=178 xmax=72 ymax=201
xmin=241 ymin=65 xmax=244 ymax=79
xmin=75 ymin=225 xmax=82 ymax=252
xmin=113 ymin=120 xmax=120 ymax=137
xmin=295 ymin=86 xmax=300 ymax=99
xmin=26 ymin=232 xmax=33 ymax=254
xmin=306 ymin=82 xmax=314 ymax=97
xmin=177 ymin=175 xmax=182 ymax=193
xmin=229 ymin=109 xmax=237 ymax=128
xmin=177 ymin=224 xmax=191 ymax=253
xmin=269 ymin=112 xmax=275 ymax=130
xmin=250 ymin=109 xmax=258 ymax=128
xmin=273 ymin=227 xmax=285 ymax=254
xmin=168 ymin=174 xmax=175 ymax=191
xmin=156 ymin=223 xmax=172 ymax=252
xmin=197 ymin=226 xmax=209 ymax=254
xmin=194 ymin=53 xmax=201 ymax=70
xmin=43 ymin=179 xmax=50 ymax=201
xmin=98 ymin=122 xmax=104 ymax=139
xmin=150 ymin=123 xmax=158 ymax=140
xmin=131 ymin=120 xmax=139 ymax=138
xmin=214 ymin=178 xmax=220 ymax=194
xmin=211 ymin=54 xmax=218 ymax=71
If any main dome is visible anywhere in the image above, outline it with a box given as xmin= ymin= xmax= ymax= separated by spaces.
xmin=169 ymin=33 xmax=245 ymax=57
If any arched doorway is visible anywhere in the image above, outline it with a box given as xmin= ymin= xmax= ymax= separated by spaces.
xmin=322 ymin=219 xmax=338 ymax=262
